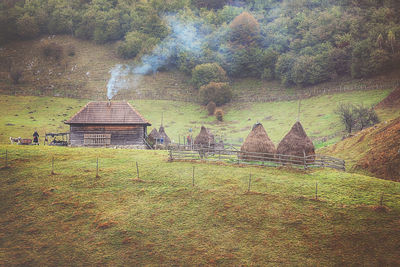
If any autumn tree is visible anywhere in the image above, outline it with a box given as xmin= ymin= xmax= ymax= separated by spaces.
xmin=229 ymin=11 xmax=260 ymax=47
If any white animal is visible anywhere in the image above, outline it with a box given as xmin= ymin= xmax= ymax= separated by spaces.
xmin=10 ymin=137 xmax=21 ymax=144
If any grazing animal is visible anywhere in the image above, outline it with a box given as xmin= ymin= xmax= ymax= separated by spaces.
xmin=10 ymin=137 xmax=21 ymax=144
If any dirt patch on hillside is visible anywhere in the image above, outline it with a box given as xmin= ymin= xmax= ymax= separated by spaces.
xmin=354 ymin=117 xmax=400 ymax=181
xmin=376 ymin=87 xmax=400 ymax=109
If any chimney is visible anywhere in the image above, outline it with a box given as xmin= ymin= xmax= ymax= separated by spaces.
xmin=107 ymin=98 xmax=111 ymax=107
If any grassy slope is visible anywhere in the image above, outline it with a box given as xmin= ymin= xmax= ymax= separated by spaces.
xmin=0 ymin=89 xmax=391 ymax=145
xmin=0 ymin=145 xmax=399 ymax=266
xmin=319 ymin=116 xmax=400 ymax=180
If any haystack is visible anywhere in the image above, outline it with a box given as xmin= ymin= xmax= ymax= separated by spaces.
xmin=240 ymin=123 xmax=276 ymax=161
xmin=277 ymin=121 xmax=315 ymax=161
xmin=148 ymin=128 xmax=161 ymax=144
xmin=194 ymin=126 xmax=215 ymax=147
xmin=158 ymin=126 xmax=171 ymax=145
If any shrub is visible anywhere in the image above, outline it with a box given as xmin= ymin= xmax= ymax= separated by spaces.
xmin=206 ymin=101 xmax=216 ymax=115
xmin=41 ymin=41 xmax=63 ymax=61
xmin=199 ymin=82 xmax=232 ymax=106
xmin=10 ymin=68 xmax=23 ymax=84
xmin=215 ymin=109 xmax=224 ymax=121
xmin=191 ymin=63 xmax=227 ymax=89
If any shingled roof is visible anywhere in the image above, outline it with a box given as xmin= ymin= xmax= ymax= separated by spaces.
xmin=65 ymin=101 xmax=151 ymax=125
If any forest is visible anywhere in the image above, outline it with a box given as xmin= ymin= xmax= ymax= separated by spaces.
xmin=1 ymin=0 xmax=400 ymax=87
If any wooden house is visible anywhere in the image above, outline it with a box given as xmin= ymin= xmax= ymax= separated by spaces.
xmin=65 ymin=101 xmax=151 ymax=147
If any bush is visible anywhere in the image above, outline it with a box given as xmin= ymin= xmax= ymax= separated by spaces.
xmin=10 ymin=68 xmax=23 ymax=84
xmin=215 ymin=109 xmax=224 ymax=121
xmin=191 ymin=63 xmax=227 ymax=89
xmin=199 ymin=82 xmax=232 ymax=106
xmin=206 ymin=101 xmax=216 ymax=115
xmin=40 ymin=41 xmax=63 ymax=61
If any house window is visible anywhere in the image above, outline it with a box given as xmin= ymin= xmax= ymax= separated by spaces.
xmin=84 ymin=134 xmax=111 ymax=145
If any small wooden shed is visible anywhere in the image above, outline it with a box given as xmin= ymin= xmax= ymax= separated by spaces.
xmin=65 ymin=101 xmax=151 ymax=146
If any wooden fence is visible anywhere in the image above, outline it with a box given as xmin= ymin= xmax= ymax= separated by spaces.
xmin=168 ymin=147 xmax=345 ymax=171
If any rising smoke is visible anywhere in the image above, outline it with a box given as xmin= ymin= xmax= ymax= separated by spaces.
xmin=107 ymin=16 xmax=206 ymax=99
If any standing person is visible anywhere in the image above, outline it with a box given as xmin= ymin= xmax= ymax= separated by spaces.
xmin=33 ymin=131 xmax=39 ymax=145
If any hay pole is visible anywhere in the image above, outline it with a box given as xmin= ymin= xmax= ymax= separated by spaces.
xmin=380 ymin=193 xmax=384 ymax=206
xmin=192 ymin=166 xmax=195 ymax=187
xmin=315 ymin=182 xmax=318 ymax=200
xmin=136 ymin=161 xmax=140 ymax=179
xmin=248 ymin=173 xmax=252 ymax=192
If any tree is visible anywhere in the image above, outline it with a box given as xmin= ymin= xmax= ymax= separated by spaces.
xmin=199 ymin=82 xmax=232 ymax=106
xmin=354 ymin=104 xmax=380 ymax=130
xmin=336 ymin=103 xmax=357 ymax=133
xmin=206 ymin=101 xmax=216 ymax=115
xmin=191 ymin=63 xmax=227 ymax=89
xmin=192 ymin=0 xmax=228 ymax=10
xmin=229 ymin=11 xmax=260 ymax=47
xmin=16 ymin=14 xmax=39 ymax=39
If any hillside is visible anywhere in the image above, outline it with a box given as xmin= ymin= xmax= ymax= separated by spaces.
xmin=1 ymin=35 xmax=400 ymax=103
xmin=320 ymin=91 xmax=400 ymax=181
xmin=0 ymin=35 xmax=192 ymax=100
xmin=0 ymin=145 xmax=399 ymax=265
xmin=0 ymin=89 xmax=391 ymax=146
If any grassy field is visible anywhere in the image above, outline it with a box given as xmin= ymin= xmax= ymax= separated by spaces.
xmin=0 ymin=89 xmax=391 ymax=146
xmin=0 ymin=145 xmax=399 ymax=265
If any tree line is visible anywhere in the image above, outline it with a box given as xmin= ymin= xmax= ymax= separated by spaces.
xmin=1 ymin=0 xmax=400 ymax=88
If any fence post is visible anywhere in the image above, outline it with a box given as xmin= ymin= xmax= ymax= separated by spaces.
xmin=169 ymin=149 xmax=173 ymax=161
xmin=303 ymin=150 xmax=307 ymax=170
xmin=192 ymin=166 xmax=195 ymax=187
xmin=136 ymin=161 xmax=140 ymax=179
xmin=315 ymin=182 xmax=318 ymax=200
xmin=5 ymin=150 xmax=8 ymax=168
xmin=248 ymin=173 xmax=252 ymax=192
xmin=96 ymin=157 xmax=99 ymax=178
xmin=51 ymin=156 xmax=54 ymax=175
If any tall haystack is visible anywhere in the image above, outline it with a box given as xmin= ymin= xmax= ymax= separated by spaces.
xmin=194 ymin=126 xmax=215 ymax=147
xmin=148 ymin=128 xmax=161 ymax=144
xmin=240 ymin=123 xmax=276 ymax=161
xmin=277 ymin=121 xmax=315 ymax=159
xmin=158 ymin=126 xmax=171 ymax=145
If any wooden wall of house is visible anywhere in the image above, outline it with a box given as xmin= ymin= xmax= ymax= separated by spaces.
xmin=69 ymin=124 xmax=147 ymax=146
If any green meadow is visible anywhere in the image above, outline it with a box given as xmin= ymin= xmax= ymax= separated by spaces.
xmin=0 ymin=145 xmax=399 ymax=266
xmin=0 ymin=89 xmax=391 ymax=147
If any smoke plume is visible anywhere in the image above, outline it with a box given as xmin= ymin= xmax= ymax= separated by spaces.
xmin=107 ymin=16 xmax=206 ymax=99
